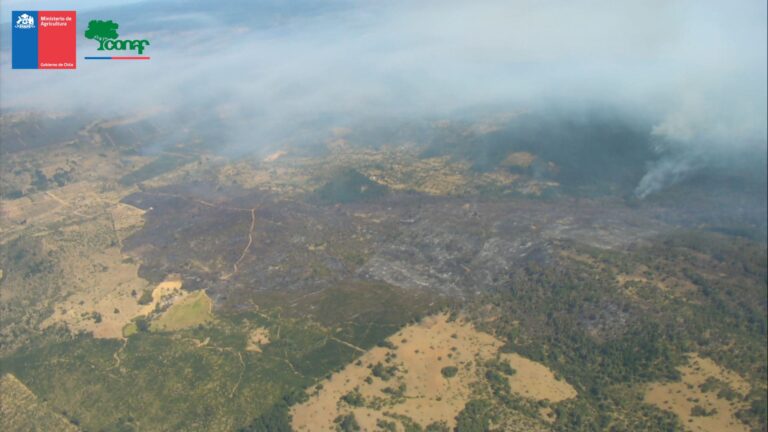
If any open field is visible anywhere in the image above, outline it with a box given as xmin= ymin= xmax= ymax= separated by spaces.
xmin=645 ymin=353 xmax=752 ymax=432
xmin=2 ymin=209 xmax=152 ymax=341
xmin=292 ymin=313 xmax=576 ymax=431
xmin=151 ymin=289 xmax=213 ymax=332
xmin=39 ymin=239 xmax=151 ymax=339
xmin=501 ymin=352 xmax=577 ymax=402
xmin=246 ymin=326 xmax=271 ymax=352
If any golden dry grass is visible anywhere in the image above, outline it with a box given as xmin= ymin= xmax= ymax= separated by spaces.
xmin=645 ymin=353 xmax=751 ymax=432
xmin=41 ymin=244 xmax=152 ymax=339
xmin=292 ymin=313 xmax=577 ymax=431
xmin=245 ymin=327 xmax=271 ymax=352
xmin=502 ymin=352 xmax=577 ymax=402
xmin=45 ymin=274 xmax=185 ymax=339
xmin=141 ymin=277 xmax=185 ymax=313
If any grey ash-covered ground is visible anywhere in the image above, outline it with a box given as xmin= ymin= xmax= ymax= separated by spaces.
xmin=120 ymin=180 xmax=734 ymax=308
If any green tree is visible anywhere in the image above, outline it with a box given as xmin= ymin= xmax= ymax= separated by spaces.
xmin=455 ymin=399 xmax=492 ymax=432
xmin=340 ymin=389 xmax=365 ymax=407
xmin=377 ymin=419 xmax=397 ymax=432
xmin=440 ymin=366 xmax=458 ymax=378
xmin=84 ymin=20 xmax=119 ymax=43
xmin=134 ymin=317 xmax=150 ymax=332
xmin=425 ymin=420 xmax=450 ymax=432
xmin=137 ymin=289 xmax=153 ymax=305
xmin=334 ymin=413 xmax=360 ymax=432
xmin=240 ymin=401 xmax=291 ymax=432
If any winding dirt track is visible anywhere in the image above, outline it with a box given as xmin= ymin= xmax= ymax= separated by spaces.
xmin=222 ymin=207 xmax=257 ymax=280
xmin=328 ymin=336 xmax=366 ymax=353
xmin=232 ymin=208 xmax=257 ymax=275
xmin=141 ymin=191 xmax=258 ymax=280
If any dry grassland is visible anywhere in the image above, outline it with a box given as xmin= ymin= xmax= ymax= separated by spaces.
xmin=292 ymin=313 xmax=577 ymax=431
xmin=645 ymin=353 xmax=752 ymax=432
xmin=246 ymin=327 xmax=271 ymax=352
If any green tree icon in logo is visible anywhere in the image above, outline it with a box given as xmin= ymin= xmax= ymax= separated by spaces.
xmin=84 ymin=20 xmax=119 ymax=46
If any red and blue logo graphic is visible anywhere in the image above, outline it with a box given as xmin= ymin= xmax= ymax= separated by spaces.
xmin=12 ymin=11 xmax=77 ymax=69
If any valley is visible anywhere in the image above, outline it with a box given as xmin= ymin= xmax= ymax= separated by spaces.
xmin=0 ymin=111 xmax=765 ymax=432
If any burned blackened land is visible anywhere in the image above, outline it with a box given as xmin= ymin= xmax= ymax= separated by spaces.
xmin=122 ymin=192 xmax=252 ymax=284
xmin=0 ymin=113 xmax=90 ymax=153
xmin=122 ymin=185 xmax=372 ymax=298
xmin=643 ymin=172 xmax=768 ymax=240
xmin=354 ymin=196 xmax=670 ymax=295
xmin=122 ymin=183 xmax=673 ymax=308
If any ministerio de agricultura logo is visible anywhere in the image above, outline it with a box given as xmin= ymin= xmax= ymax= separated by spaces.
xmin=84 ymin=19 xmax=151 ymax=60
xmin=11 ymin=11 xmax=77 ymax=69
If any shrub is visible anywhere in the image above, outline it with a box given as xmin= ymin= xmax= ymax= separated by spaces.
xmin=371 ymin=362 xmax=397 ymax=381
xmin=441 ymin=366 xmax=459 ymax=378
xmin=425 ymin=421 xmax=450 ymax=432
xmin=241 ymin=401 xmax=291 ymax=432
xmin=377 ymin=340 xmax=397 ymax=349
xmin=134 ymin=317 xmax=150 ymax=332
xmin=341 ymin=389 xmax=365 ymax=407
xmin=334 ymin=413 xmax=360 ymax=432
xmin=377 ymin=419 xmax=397 ymax=432
xmin=485 ymin=369 xmax=510 ymax=396
xmin=691 ymin=405 xmax=717 ymax=417
xmin=456 ymin=399 xmax=492 ymax=432
xmin=137 ymin=289 xmax=153 ymax=305
xmin=283 ymin=389 xmax=309 ymax=406
xmin=382 ymin=383 xmax=407 ymax=398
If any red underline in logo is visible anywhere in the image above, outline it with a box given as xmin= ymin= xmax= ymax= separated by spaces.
xmin=84 ymin=56 xmax=150 ymax=60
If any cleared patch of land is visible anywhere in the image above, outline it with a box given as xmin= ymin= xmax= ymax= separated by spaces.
xmin=292 ymin=313 xmax=576 ymax=431
xmin=110 ymin=202 xmax=146 ymax=245
xmin=501 ymin=352 xmax=577 ymax=402
xmin=645 ymin=353 xmax=751 ymax=432
xmin=142 ymin=277 xmax=185 ymax=311
xmin=150 ymin=290 xmax=213 ymax=332
xmin=246 ymin=327 xmax=271 ymax=352
xmin=615 ymin=264 xmax=697 ymax=298
xmin=0 ymin=374 xmax=78 ymax=432
xmin=122 ymin=276 xmax=186 ymax=336
xmin=501 ymin=151 xmax=537 ymax=168
xmin=39 ymin=217 xmax=152 ymax=339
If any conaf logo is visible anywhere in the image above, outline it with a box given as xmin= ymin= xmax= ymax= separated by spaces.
xmin=84 ymin=20 xmax=150 ymax=54
xmin=15 ymin=13 xmax=34 ymax=29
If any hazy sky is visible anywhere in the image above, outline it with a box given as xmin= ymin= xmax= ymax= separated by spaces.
xmin=1 ymin=0 xmax=766 ymax=195
xmin=1 ymin=0 xmax=137 ymax=14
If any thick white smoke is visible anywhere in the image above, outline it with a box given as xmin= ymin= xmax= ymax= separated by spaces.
xmin=1 ymin=0 xmax=766 ymax=195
